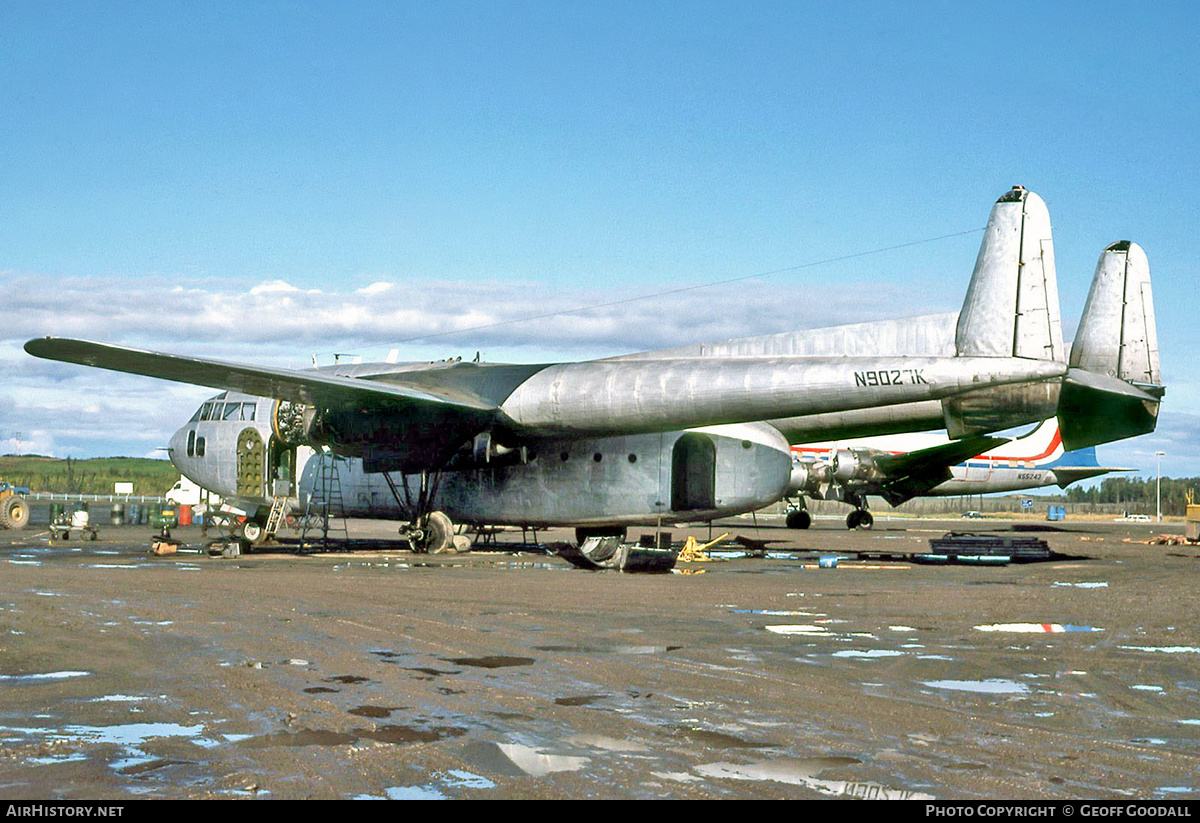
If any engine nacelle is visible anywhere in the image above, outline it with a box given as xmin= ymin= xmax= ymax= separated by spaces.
xmin=787 ymin=457 xmax=832 ymax=494
xmin=832 ymin=448 xmax=889 ymax=483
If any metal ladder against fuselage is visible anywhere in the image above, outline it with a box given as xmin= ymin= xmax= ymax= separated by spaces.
xmin=300 ymin=453 xmax=349 ymax=551
xmin=263 ymin=495 xmax=289 ymax=538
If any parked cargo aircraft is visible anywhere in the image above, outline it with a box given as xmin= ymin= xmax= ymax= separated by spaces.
xmin=780 ymin=236 xmax=1161 ymax=529
xmin=783 ymin=418 xmax=1130 ymax=530
xmin=25 ymin=188 xmax=1154 ymax=552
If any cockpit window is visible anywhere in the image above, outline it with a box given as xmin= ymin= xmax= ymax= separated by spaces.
xmin=223 ymin=403 xmax=242 ymax=421
xmin=242 ymin=402 xmax=257 ymax=421
xmin=189 ymin=407 xmax=202 ymax=423
xmin=199 ymin=403 xmax=214 ymax=421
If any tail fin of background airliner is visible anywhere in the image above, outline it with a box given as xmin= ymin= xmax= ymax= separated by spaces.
xmin=944 ymin=186 xmax=1065 ymax=437
xmin=1059 ymin=241 xmax=1164 ymax=450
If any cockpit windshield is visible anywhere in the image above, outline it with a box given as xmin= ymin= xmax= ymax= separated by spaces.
xmin=188 ymin=395 xmax=256 ymax=423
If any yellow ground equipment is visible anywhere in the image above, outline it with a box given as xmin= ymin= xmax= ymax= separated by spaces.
xmin=677 ymin=532 xmax=731 ymax=562
xmin=0 ymin=478 xmax=31 ymax=530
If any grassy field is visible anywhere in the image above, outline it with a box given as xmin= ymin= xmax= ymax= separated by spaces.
xmin=0 ymin=454 xmax=178 ymax=496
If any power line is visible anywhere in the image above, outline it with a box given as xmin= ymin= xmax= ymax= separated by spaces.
xmin=368 ymin=226 xmax=985 ymax=349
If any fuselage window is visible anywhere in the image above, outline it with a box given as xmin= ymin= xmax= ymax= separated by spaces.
xmin=187 ymin=430 xmax=196 ymax=457
xmin=196 ymin=436 xmax=206 ymax=457
xmin=242 ymin=403 xmax=256 ymax=421
xmin=223 ymin=403 xmax=242 ymax=421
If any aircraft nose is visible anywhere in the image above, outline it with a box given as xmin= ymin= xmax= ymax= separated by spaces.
xmin=167 ymin=424 xmax=190 ymax=467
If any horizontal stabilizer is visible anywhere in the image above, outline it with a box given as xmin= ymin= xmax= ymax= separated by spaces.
xmin=1058 ymin=368 xmax=1163 ymax=452
xmin=1052 ymin=465 xmax=1133 ymax=488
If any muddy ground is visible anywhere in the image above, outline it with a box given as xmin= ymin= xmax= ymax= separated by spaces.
xmin=0 ymin=513 xmax=1197 ymax=800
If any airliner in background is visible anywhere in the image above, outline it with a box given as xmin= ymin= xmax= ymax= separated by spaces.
xmin=785 ymin=417 xmax=1130 ymax=530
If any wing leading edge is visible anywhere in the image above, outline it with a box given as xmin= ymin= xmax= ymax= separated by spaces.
xmin=24 ymin=337 xmax=498 ymax=412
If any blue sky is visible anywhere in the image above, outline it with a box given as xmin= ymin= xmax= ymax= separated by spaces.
xmin=1 ymin=1 xmax=1196 ymax=481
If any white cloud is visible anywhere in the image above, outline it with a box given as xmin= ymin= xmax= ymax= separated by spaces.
xmin=7 ymin=268 xmax=1193 ymax=473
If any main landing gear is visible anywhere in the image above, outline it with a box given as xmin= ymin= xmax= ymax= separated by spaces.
xmin=843 ymin=492 xmax=873 ymax=530
xmin=784 ymin=506 xmax=811 ymax=530
xmin=382 ymin=470 xmax=468 ymax=554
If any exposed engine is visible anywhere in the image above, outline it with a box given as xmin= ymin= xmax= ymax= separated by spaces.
xmin=831 ymin=447 xmax=890 ymax=484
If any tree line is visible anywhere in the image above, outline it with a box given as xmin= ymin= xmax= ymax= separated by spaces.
xmin=1065 ymin=475 xmax=1198 ymax=517
xmin=0 ymin=455 xmax=179 ymax=497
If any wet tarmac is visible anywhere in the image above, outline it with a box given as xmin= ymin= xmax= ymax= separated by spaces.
xmin=1 ymin=514 xmax=1197 ymax=799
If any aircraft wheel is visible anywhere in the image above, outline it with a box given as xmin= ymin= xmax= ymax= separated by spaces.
xmin=1 ymin=496 xmax=28 ymax=530
xmin=423 ymin=511 xmax=455 ymax=554
xmin=239 ymin=520 xmax=265 ymax=544
xmin=574 ymin=526 xmax=626 ymax=544
xmin=785 ymin=510 xmax=811 ymax=530
xmin=856 ymin=510 xmax=873 ymax=530
xmin=845 ymin=510 xmax=861 ymax=530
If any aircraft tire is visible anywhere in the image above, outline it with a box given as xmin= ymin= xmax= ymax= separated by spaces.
xmin=239 ymin=520 xmax=266 ymax=545
xmin=856 ymin=510 xmax=874 ymax=530
xmin=424 ymin=511 xmax=455 ymax=554
xmin=785 ymin=510 xmax=811 ymax=530
xmin=1 ymin=497 xmax=29 ymax=531
xmin=845 ymin=510 xmax=860 ymax=530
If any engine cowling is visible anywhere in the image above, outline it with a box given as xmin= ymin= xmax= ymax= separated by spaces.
xmin=832 ymin=448 xmax=889 ymax=483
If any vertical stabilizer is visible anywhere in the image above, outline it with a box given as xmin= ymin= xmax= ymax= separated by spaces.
xmin=1058 ymin=241 xmax=1163 ymax=450
xmin=1069 ymin=241 xmax=1160 ymax=386
xmin=956 ymin=186 xmax=1065 ymax=361
xmin=945 ymin=187 xmax=1064 ymax=437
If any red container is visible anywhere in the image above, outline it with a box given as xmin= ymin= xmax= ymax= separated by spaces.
xmin=177 ymin=505 xmax=193 ymax=526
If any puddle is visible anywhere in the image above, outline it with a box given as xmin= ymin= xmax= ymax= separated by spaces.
xmin=404 ymin=667 xmax=460 ymax=677
xmin=975 ymin=623 xmax=1104 ymax=633
xmin=555 ymin=695 xmax=609 ymax=707
xmin=241 ymin=723 xmax=467 ymax=748
xmin=497 ymin=742 xmax=589 ymax=777
xmin=2 ymin=721 xmax=206 ymax=774
xmin=693 ymin=757 xmax=933 ymax=799
xmin=670 ymin=725 xmax=765 ymax=749
xmin=325 ymin=675 xmax=371 ymax=684
xmin=303 ymin=686 xmax=339 ymax=694
xmin=348 ymin=706 xmax=397 ymax=719
xmin=357 ymin=770 xmax=497 ymax=800
xmin=1120 ymin=646 xmax=1200 ymax=654
xmin=0 ymin=671 xmax=90 ymax=684
xmin=922 ymin=679 xmax=1030 ymax=695
xmin=445 ymin=656 xmax=535 ymax=669
xmin=765 ymin=625 xmax=829 ymax=636
xmin=566 ymin=734 xmax=650 ymax=753
xmin=831 ymin=650 xmax=904 ymax=659
xmin=614 ymin=645 xmax=681 ymax=655
xmin=1052 ymin=582 xmax=1109 ymax=589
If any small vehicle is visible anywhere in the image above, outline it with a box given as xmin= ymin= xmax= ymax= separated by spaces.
xmin=50 ymin=506 xmax=98 ymax=541
xmin=961 ymin=510 xmax=984 ymax=518
xmin=0 ymin=479 xmax=31 ymax=530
